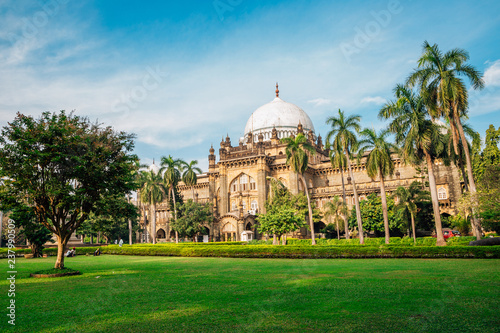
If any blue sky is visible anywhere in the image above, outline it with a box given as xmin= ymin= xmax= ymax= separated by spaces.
xmin=1 ymin=0 xmax=499 ymax=171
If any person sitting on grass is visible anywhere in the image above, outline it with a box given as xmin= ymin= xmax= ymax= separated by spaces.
xmin=65 ymin=248 xmax=75 ymax=257
xmin=94 ymin=248 xmax=101 ymax=256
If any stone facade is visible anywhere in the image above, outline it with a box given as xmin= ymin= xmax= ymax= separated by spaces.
xmin=139 ymin=124 xmax=462 ymax=242
xmin=138 ymin=88 xmax=462 ymax=242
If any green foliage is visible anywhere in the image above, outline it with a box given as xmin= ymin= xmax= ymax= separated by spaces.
xmin=79 ymin=193 xmax=139 ymax=242
xmin=258 ymin=179 xmax=320 ymax=242
xmin=443 ymin=215 xmax=471 ymax=235
xmin=258 ymin=206 xmax=305 ymax=239
xmin=0 ymin=111 xmax=137 ymax=268
xmin=477 ymin=165 xmax=500 ymax=234
xmin=348 ymin=194 xmax=404 ymax=235
xmin=72 ymin=243 xmax=500 ymax=259
xmin=6 ymin=204 xmax=53 ymax=257
xmin=171 ymin=200 xmax=213 ymax=240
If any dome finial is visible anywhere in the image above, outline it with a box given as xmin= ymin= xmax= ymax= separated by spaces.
xmin=275 ymin=82 xmax=279 ymax=98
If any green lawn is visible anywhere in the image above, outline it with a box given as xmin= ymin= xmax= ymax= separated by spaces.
xmin=2 ymin=255 xmax=500 ymax=332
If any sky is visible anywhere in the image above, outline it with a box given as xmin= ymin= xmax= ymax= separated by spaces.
xmin=1 ymin=0 xmax=499 ymax=172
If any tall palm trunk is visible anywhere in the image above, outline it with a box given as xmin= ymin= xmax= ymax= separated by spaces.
xmin=299 ymin=174 xmax=316 ymax=245
xmin=151 ymin=203 xmax=156 ymax=244
xmin=379 ymin=169 xmax=390 ymax=244
xmin=335 ymin=217 xmax=340 ymax=240
xmin=425 ymin=152 xmax=446 ymax=246
xmin=340 ymin=168 xmax=350 ymax=239
xmin=171 ymin=187 xmax=179 ymax=243
xmin=453 ymin=112 xmax=481 ymax=240
xmin=192 ymin=186 xmax=196 ymax=202
xmin=127 ymin=196 xmax=132 ymax=245
xmin=410 ymin=212 xmax=416 ymax=245
xmin=346 ymin=152 xmax=364 ymax=244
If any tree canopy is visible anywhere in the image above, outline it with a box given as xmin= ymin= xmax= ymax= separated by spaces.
xmin=0 ymin=111 xmax=137 ymax=268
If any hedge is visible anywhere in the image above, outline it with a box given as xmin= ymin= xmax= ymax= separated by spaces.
xmin=97 ymin=244 xmax=500 ymax=259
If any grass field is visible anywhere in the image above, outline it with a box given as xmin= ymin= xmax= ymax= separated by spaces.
xmin=2 ymin=255 xmax=500 ymax=332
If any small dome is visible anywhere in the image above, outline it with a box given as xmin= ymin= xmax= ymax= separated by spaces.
xmin=244 ymin=96 xmax=315 ymax=142
xmin=149 ymin=162 xmax=160 ymax=175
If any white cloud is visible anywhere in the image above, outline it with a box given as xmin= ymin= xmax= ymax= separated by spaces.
xmin=484 ymin=60 xmax=500 ymax=87
xmin=360 ymin=96 xmax=387 ymax=105
xmin=307 ymin=98 xmax=331 ymax=107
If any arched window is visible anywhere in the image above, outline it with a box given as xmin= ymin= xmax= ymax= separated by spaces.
xmin=438 ymin=187 xmax=447 ymax=200
xmin=250 ymin=177 xmax=256 ymax=190
xmin=231 ymin=201 xmax=237 ymax=211
xmin=240 ymin=174 xmax=248 ymax=191
xmin=251 ymin=200 xmax=258 ymax=211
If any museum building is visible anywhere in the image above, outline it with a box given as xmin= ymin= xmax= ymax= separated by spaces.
xmin=139 ymin=85 xmax=461 ymax=242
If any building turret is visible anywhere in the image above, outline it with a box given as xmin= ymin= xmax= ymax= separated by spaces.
xmin=297 ymin=122 xmax=304 ymax=135
xmin=209 ymin=144 xmax=216 ymax=168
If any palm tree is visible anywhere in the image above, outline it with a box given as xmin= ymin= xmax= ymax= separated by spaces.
xmin=182 ymin=160 xmax=203 ymax=201
xmin=443 ymin=122 xmax=480 ymax=193
xmin=379 ymin=85 xmax=447 ymax=246
xmin=161 ymin=155 xmax=186 ymax=243
xmin=358 ymin=128 xmax=397 ymax=244
xmin=138 ymin=170 xmax=166 ymax=244
xmin=328 ymin=141 xmax=350 ymax=239
xmin=281 ymin=133 xmax=317 ymax=245
xmin=324 ymin=196 xmax=348 ymax=240
xmin=407 ymin=41 xmax=484 ymax=239
xmin=394 ymin=181 xmax=430 ymax=244
xmin=325 ymin=109 xmax=364 ymax=244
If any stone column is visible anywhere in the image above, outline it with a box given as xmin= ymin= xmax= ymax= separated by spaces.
xmin=257 ymin=157 xmax=268 ymax=214
xmin=220 ymin=166 xmax=228 ymax=215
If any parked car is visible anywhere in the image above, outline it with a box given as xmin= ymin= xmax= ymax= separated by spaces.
xmin=433 ymin=229 xmax=461 ymax=239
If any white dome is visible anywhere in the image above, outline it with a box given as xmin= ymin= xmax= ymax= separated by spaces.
xmin=149 ymin=162 xmax=160 ymax=175
xmin=244 ymin=96 xmax=315 ymax=142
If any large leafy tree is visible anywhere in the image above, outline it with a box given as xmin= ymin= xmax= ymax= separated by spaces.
xmin=348 ymin=193 xmax=403 ymax=235
xmin=379 ymin=85 xmax=447 ymax=246
xmin=172 ymin=200 xmax=213 ymax=241
xmin=138 ymin=170 xmax=166 ymax=244
xmin=182 ymin=160 xmax=203 ymax=201
xmin=80 ymin=193 xmax=139 ymax=244
xmin=0 ymin=111 xmax=137 ymax=268
xmin=325 ymin=109 xmax=365 ymax=244
xmin=407 ymin=41 xmax=484 ymax=238
xmin=161 ymin=155 xmax=186 ymax=243
xmin=393 ymin=181 xmax=431 ymax=244
xmin=358 ymin=128 xmax=397 ymax=244
xmin=328 ymin=141 xmax=350 ymax=238
xmin=281 ymin=133 xmax=316 ymax=245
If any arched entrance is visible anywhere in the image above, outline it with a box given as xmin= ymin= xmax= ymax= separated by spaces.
xmin=221 ymin=221 xmax=237 ymax=241
xmin=314 ymin=221 xmax=326 ymax=234
xmin=157 ymin=228 xmax=166 ymax=239
xmin=245 ymin=222 xmax=253 ymax=231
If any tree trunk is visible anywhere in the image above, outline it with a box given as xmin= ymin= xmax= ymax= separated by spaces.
xmin=54 ymin=234 xmax=70 ymax=269
xmin=340 ymin=168 xmax=350 ymax=239
xmin=454 ymin=113 xmax=481 ymax=240
xmin=410 ymin=212 xmax=416 ymax=245
xmin=151 ymin=203 xmax=156 ymax=245
xmin=458 ymin=158 xmax=469 ymax=193
xmin=30 ymin=243 xmax=42 ymax=258
xmin=299 ymin=174 xmax=316 ymax=245
xmin=172 ymin=187 xmax=179 ymax=244
xmin=379 ymin=170 xmax=390 ymax=244
xmin=273 ymin=234 xmax=277 ymax=245
xmin=336 ymin=218 xmax=340 ymax=240
xmin=0 ymin=211 xmax=3 ymax=247
xmin=425 ymin=152 xmax=446 ymax=246
xmin=192 ymin=186 xmax=196 ymax=202
xmin=346 ymin=153 xmax=364 ymax=244
xmin=127 ymin=196 xmax=133 ymax=245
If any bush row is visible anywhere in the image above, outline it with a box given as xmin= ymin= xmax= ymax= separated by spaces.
xmin=97 ymin=244 xmax=500 ymax=259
